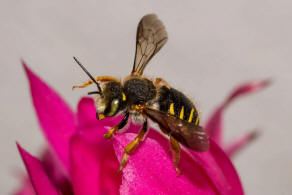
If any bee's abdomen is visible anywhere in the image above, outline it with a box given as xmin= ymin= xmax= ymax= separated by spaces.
xmin=158 ymin=86 xmax=199 ymax=124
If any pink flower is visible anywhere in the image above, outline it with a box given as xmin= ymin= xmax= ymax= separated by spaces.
xmin=205 ymin=79 xmax=270 ymax=157
xmin=15 ymin=61 xmax=266 ymax=195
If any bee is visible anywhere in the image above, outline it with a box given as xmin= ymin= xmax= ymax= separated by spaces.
xmin=73 ymin=14 xmax=209 ymax=174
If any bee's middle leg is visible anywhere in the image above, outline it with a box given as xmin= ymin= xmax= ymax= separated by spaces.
xmin=104 ymin=112 xmax=129 ymax=139
xmin=119 ymin=120 xmax=148 ymax=172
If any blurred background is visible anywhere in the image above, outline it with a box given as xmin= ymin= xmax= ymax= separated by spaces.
xmin=1 ymin=0 xmax=291 ymax=194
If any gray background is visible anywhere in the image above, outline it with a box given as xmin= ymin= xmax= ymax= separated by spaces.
xmin=1 ymin=0 xmax=291 ymax=194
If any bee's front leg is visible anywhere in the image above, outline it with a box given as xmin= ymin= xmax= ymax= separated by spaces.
xmin=104 ymin=112 xmax=129 ymax=139
xmin=119 ymin=120 xmax=148 ymax=172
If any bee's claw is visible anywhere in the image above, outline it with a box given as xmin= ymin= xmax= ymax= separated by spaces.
xmin=118 ymin=153 xmax=129 ymax=173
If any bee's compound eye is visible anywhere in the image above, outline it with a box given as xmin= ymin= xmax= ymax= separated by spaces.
xmin=107 ymin=99 xmax=120 ymax=117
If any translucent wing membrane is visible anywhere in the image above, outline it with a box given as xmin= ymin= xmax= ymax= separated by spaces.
xmin=132 ymin=14 xmax=168 ymax=75
xmin=145 ymin=108 xmax=209 ymax=152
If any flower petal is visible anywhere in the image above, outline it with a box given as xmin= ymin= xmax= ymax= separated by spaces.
xmin=77 ymin=97 xmax=97 ymax=126
xmin=113 ymin=130 xmax=244 ymax=195
xmin=225 ymin=79 xmax=271 ymax=104
xmin=225 ymin=130 xmax=259 ymax=157
xmin=23 ymin=61 xmax=76 ymax=171
xmin=17 ymin=143 xmax=59 ymax=195
xmin=15 ymin=149 xmax=73 ymax=195
xmin=196 ymin=140 xmax=244 ymax=195
xmin=205 ymin=106 xmax=224 ymax=145
xmin=40 ymin=149 xmax=73 ymax=195
xmin=70 ymin=134 xmax=121 ymax=195
xmin=205 ymin=79 xmax=270 ymax=144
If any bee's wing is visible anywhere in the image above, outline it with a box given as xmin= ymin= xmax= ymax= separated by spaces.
xmin=145 ymin=107 xmax=209 ymax=152
xmin=131 ymin=14 xmax=168 ymax=75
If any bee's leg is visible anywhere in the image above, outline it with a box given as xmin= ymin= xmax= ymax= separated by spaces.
xmin=119 ymin=120 xmax=148 ymax=172
xmin=104 ymin=112 xmax=129 ymax=139
xmin=72 ymin=75 xmax=119 ymax=89
xmin=169 ymin=135 xmax=181 ymax=175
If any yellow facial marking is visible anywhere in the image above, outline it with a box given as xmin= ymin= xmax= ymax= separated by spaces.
xmin=195 ymin=115 xmax=200 ymax=125
xmin=169 ymin=103 xmax=175 ymax=115
xmin=122 ymin=93 xmax=126 ymax=101
xmin=188 ymin=108 xmax=194 ymax=123
xmin=166 ymin=85 xmax=171 ymax=89
xmin=179 ymin=106 xmax=184 ymax=120
xmin=98 ymin=114 xmax=105 ymax=120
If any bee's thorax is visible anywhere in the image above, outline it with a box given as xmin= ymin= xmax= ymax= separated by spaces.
xmin=123 ymin=77 xmax=156 ymax=105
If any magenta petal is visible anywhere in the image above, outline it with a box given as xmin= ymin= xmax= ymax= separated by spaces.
xmin=113 ymin=130 xmax=243 ymax=195
xmin=77 ymin=97 xmax=97 ymax=126
xmin=225 ymin=130 xmax=259 ymax=157
xmin=197 ymin=140 xmax=244 ymax=194
xmin=226 ymin=79 xmax=271 ymax=104
xmin=205 ymin=106 xmax=224 ymax=145
xmin=17 ymin=144 xmax=59 ymax=195
xmin=205 ymin=79 xmax=270 ymax=144
xmin=15 ymin=149 xmax=72 ymax=195
xmin=40 ymin=149 xmax=73 ymax=195
xmin=70 ymin=134 xmax=121 ymax=195
xmin=23 ymin=61 xmax=76 ymax=171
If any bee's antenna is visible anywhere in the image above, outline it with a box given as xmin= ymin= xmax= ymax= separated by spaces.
xmin=73 ymin=56 xmax=103 ymax=95
xmin=88 ymin=91 xmax=100 ymax=95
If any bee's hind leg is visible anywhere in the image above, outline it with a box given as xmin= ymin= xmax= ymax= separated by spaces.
xmin=72 ymin=75 xmax=119 ymax=89
xmin=119 ymin=120 xmax=148 ymax=172
xmin=170 ymin=135 xmax=182 ymax=175
xmin=104 ymin=112 xmax=129 ymax=139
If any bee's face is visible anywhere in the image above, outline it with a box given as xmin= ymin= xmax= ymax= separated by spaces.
xmin=96 ymin=81 xmax=126 ymax=119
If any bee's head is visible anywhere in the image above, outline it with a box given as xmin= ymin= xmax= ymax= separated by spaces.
xmin=73 ymin=57 xmax=126 ymax=120
xmin=96 ymin=81 xmax=126 ymax=120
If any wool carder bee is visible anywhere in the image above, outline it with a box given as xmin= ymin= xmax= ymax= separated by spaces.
xmin=73 ymin=14 xmax=209 ymax=174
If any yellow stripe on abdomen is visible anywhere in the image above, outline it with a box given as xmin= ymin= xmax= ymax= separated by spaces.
xmin=179 ymin=106 xmax=184 ymax=120
xmin=188 ymin=108 xmax=194 ymax=123
xmin=169 ymin=103 xmax=175 ymax=115
xmin=195 ymin=114 xmax=199 ymax=125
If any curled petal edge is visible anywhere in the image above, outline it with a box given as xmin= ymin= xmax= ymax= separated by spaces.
xmin=225 ymin=130 xmax=260 ymax=157
xmin=205 ymin=79 xmax=270 ymax=145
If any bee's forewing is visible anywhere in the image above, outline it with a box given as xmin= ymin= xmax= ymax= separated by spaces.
xmin=132 ymin=14 xmax=168 ymax=75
